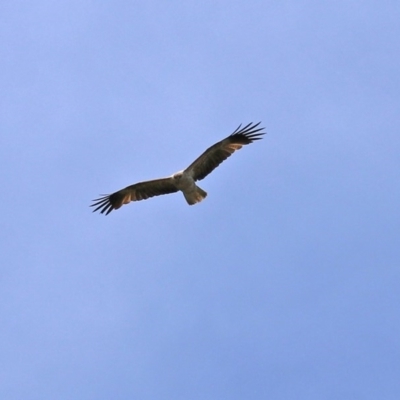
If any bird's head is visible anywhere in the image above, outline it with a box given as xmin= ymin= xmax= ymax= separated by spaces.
xmin=172 ymin=171 xmax=184 ymax=181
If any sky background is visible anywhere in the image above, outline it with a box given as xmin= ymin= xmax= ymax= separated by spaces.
xmin=1 ymin=1 xmax=400 ymax=399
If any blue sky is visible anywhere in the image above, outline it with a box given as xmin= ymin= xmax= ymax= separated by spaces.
xmin=1 ymin=1 xmax=400 ymax=399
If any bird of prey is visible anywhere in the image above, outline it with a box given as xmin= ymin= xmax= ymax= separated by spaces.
xmin=91 ymin=122 xmax=265 ymax=215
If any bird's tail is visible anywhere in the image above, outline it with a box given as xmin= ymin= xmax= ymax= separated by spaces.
xmin=183 ymin=185 xmax=207 ymax=205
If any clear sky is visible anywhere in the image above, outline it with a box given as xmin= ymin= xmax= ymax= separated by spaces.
xmin=1 ymin=1 xmax=399 ymax=399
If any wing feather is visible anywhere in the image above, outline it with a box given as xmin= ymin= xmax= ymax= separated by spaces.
xmin=185 ymin=122 xmax=265 ymax=181
xmin=91 ymin=177 xmax=178 ymax=215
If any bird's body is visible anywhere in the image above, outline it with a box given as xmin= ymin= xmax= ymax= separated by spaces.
xmin=91 ymin=122 xmax=265 ymax=215
xmin=172 ymin=170 xmax=208 ymax=205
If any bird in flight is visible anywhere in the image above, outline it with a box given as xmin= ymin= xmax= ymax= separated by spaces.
xmin=91 ymin=122 xmax=265 ymax=215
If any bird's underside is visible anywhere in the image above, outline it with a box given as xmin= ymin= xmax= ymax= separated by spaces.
xmin=91 ymin=122 xmax=265 ymax=215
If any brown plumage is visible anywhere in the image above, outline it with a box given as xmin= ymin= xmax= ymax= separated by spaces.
xmin=91 ymin=122 xmax=265 ymax=215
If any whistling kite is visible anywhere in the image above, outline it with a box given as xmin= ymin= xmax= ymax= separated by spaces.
xmin=91 ymin=122 xmax=265 ymax=215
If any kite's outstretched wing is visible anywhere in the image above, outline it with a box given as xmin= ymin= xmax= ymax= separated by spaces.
xmin=185 ymin=122 xmax=265 ymax=181
xmin=91 ymin=177 xmax=178 ymax=215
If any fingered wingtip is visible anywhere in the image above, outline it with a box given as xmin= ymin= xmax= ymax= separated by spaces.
xmin=90 ymin=194 xmax=114 ymax=215
xmin=230 ymin=121 xmax=266 ymax=142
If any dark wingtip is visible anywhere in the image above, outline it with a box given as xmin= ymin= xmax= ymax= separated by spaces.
xmin=90 ymin=194 xmax=114 ymax=215
xmin=230 ymin=121 xmax=266 ymax=142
